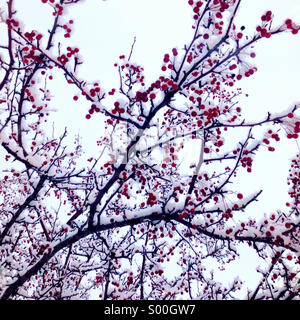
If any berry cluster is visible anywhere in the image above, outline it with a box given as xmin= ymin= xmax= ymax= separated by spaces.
xmin=22 ymin=45 xmax=43 ymax=64
xmin=85 ymin=104 xmax=101 ymax=120
xmin=285 ymin=19 xmax=299 ymax=35
xmin=261 ymin=10 xmax=273 ymax=22
xmin=147 ymin=192 xmax=157 ymax=206
xmin=62 ymin=20 xmax=74 ymax=38
xmin=241 ymin=154 xmax=253 ymax=173
xmin=285 ymin=113 xmax=300 ymax=139
xmin=54 ymin=3 xmax=64 ymax=16
xmin=161 ymin=52 xmax=175 ymax=72
xmin=135 ymin=76 xmax=178 ymax=103
xmin=188 ymin=0 xmax=229 ymax=21
xmin=256 ymin=25 xmax=271 ymax=38
xmin=255 ymin=11 xmax=273 ymax=38
xmin=24 ymin=30 xmax=43 ymax=42
xmin=111 ymin=101 xmax=125 ymax=115
xmin=57 ymin=46 xmax=78 ymax=66
xmin=115 ymin=55 xmax=145 ymax=86
xmin=6 ymin=18 xmax=19 ymax=29
xmin=287 ymin=155 xmax=300 ymax=207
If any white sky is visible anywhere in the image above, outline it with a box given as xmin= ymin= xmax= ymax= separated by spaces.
xmin=9 ymin=0 xmax=300 ymax=297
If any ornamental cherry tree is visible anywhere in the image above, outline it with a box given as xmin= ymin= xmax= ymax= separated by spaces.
xmin=0 ymin=0 xmax=299 ymax=300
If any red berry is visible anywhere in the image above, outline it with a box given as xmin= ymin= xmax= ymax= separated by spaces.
xmin=226 ymin=229 xmax=232 ymax=235
xmin=286 ymin=19 xmax=292 ymax=25
xmin=172 ymin=83 xmax=178 ymax=90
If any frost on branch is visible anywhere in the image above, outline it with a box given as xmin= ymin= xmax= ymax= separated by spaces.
xmin=0 ymin=0 xmax=300 ymax=300
xmin=0 ymin=267 xmax=6 ymax=294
